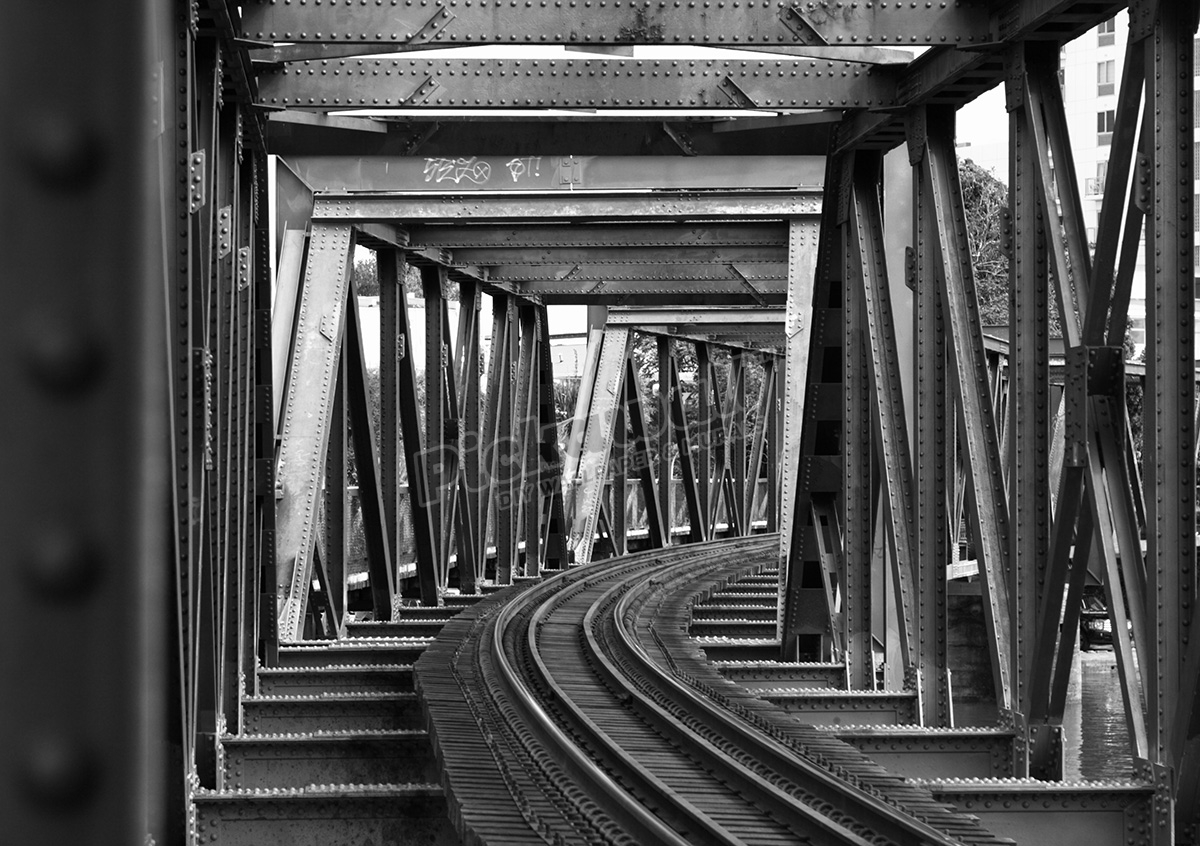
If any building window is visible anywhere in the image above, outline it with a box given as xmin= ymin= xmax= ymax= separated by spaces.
xmin=1098 ymin=17 xmax=1115 ymax=46
xmin=1097 ymin=60 xmax=1115 ymax=96
xmin=1194 ymin=37 xmax=1200 ymax=71
xmin=1087 ymin=161 xmax=1109 ymax=197
xmin=1097 ymin=110 xmax=1115 ymax=145
xmin=1195 ymin=141 xmax=1200 ymax=173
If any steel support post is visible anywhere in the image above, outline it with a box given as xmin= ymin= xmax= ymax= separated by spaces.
xmin=1 ymin=0 xmax=166 ymax=834
xmin=454 ymin=281 xmax=482 ymax=590
xmin=669 ymin=354 xmax=706 ymax=543
xmin=658 ymin=337 xmax=673 ymax=541
xmin=344 ymin=281 xmax=396 ymax=618
xmin=482 ymin=294 xmax=511 ymax=575
xmin=909 ymin=109 xmax=952 ymax=727
xmin=746 ymin=356 xmax=775 ymax=529
xmin=625 ymin=356 xmax=668 ymax=549
xmin=1004 ymin=53 xmax=1049 ymax=764
xmin=422 ymin=266 xmax=449 ymax=586
xmin=569 ymin=329 xmax=629 ymax=566
xmin=613 ymin=399 xmax=629 ymax=558
xmin=515 ymin=305 xmax=540 ymax=574
xmin=767 ymin=358 xmax=781 ymax=533
xmin=496 ymin=298 xmax=519 ymax=582
xmin=321 ymin=354 xmax=347 ymax=633
xmin=379 ymin=250 xmax=403 ymax=584
xmin=379 ymin=250 xmax=439 ymax=605
xmin=275 ymin=223 xmax=355 ymax=640
xmin=697 ymin=342 xmax=714 ymax=539
xmin=731 ymin=350 xmax=748 ymax=535
xmin=921 ymin=108 xmax=1014 ymax=712
xmin=1143 ymin=5 xmax=1197 ymax=829
xmin=843 ymin=155 xmax=876 ymax=683
xmin=778 ymin=217 xmax=821 ymax=654
xmin=849 ymin=150 xmax=917 ymax=674
xmin=536 ymin=310 xmax=569 ymax=569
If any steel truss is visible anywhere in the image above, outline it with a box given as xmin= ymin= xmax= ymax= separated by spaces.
xmin=7 ymin=0 xmax=1200 ymax=842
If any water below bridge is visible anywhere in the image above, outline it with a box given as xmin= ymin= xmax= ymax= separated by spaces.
xmin=1064 ymin=650 xmax=1135 ymax=780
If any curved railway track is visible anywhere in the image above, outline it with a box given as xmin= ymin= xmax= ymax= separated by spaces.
xmin=419 ymin=537 xmax=1014 ymax=846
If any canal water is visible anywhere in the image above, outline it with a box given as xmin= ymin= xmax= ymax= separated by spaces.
xmin=1061 ymin=650 xmax=1134 ymax=780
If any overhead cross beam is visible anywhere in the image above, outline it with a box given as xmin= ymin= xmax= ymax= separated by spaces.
xmin=258 ymin=57 xmax=898 ymax=110
xmin=242 ymin=0 xmax=992 ymax=50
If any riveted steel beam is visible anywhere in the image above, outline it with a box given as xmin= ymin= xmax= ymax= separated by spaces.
xmin=258 ymin=57 xmax=898 ymax=111
xmin=284 ymin=155 xmax=825 ymax=193
xmin=407 ymin=222 xmax=793 ymax=251
xmin=453 ymin=244 xmax=789 ymax=267
xmin=275 ymin=223 xmax=355 ymax=642
xmin=921 ymin=109 xmax=1013 ymax=712
xmin=313 ymin=191 xmax=820 ymax=222
xmin=567 ymin=328 xmax=630 ymax=565
xmin=626 ymin=354 xmax=669 ymax=548
xmin=242 ymin=0 xmax=992 ymax=49
xmin=508 ymin=280 xmax=787 ymax=305
xmin=848 ymin=149 xmax=916 ymax=673
xmin=487 ymin=261 xmax=788 ymax=284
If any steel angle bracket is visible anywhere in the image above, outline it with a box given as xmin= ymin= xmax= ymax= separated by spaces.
xmin=409 ymin=7 xmax=456 ymax=44
xmin=728 ymin=264 xmax=767 ymax=306
xmin=718 ymin=75 xmax=759 ymax=109
xmin=779 ymin=5 xmax=830 ymax=45
xmin=402 ymin=75 xmax=441 ymax=106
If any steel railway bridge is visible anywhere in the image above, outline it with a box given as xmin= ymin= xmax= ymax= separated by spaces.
xmin=2 ymin=0 xmax=1198 ymax=842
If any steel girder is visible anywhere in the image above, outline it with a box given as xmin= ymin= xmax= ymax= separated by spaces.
xmin=283 ymin=155 xmax=825 ymax=193
xmin=242 ymin=0 xmax=991 ymax=49
xmin=258 ymin=57 xmax=898 ymax=111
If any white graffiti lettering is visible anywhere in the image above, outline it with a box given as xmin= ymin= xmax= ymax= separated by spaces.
xmin=504 ymin=156 xmax=543 ymax=183
xmin=422 ymin=156 xmax=492 ymax=185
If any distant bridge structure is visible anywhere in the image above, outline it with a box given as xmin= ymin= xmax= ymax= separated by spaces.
xmin=2 ymin=0 xmax=1198 ymax=843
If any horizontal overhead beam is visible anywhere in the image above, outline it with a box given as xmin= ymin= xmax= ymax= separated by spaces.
xmin=258 ymin=58 xmax=897 ymax=110
xmin=283 ymin=155 xmax=824 ymax=193
xmin=446 ymin=244 xmax=787 ymax=265
xmin=512 ymin=280 xmax=786 ymax=304
xmin=313 ymin=191 xmax=821 ymax=222
xmin=406 ymin=222 xmax=791 ymax=250
xmin=487 ymin=261 xmax=787 ymax=282
xmin=242 ymin=1 xmax=993 ymax=49
xmin=606 ymin=306 xmax=783 ymax=326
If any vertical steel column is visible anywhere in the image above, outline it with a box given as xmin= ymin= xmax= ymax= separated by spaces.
xmin=454 ymin=281 xmax=482 ymax=590
xmin=515 ymin=305 xmax=539 ymax=574
xmin=766 ymin=358 xmax=781 ymax=533
xmin=746 ymin=357 xmax=775 ymax=530
xmin=275 ymin=223 xmax=355 ymax=640
xmin=613 ymin=398 xmax=629 ymax=557
xmin=626 ymin=356 xmax=668 ymax=549
xmin=1144 ymin=0 xmax=1196 ymax=787
xmin=658 ymin=337 xmax=673 ymax=541
xmin=536 ymin=309 xmax=569 ymax=570
xmin=849 ymin=150 xmax=917 ymax=673
xmin=481 ymin=294 xmax=510 ymax=576
xmin=730 ymin=350 xmax=747 ymax=534
xmin=1 ymin=0 xmax=165 ymax=835
xmin=778 ymin=217 xmax=820 ymax=654
xmin=1005 ymin=50 xmax=1050 ymax=742
xmin=697 ymin=342 xmax=713 ymax=538
xmin=842 ymin=153 xmax=875 ymax=684
xmin=322 ymin=353 xmax=347 ymax=631
xmin=496 ymin=298 xmax=518 ymax=582
xmin=922 ymin=109 xmax=1014 ymax=711
xmin=669 ymin=354 xmax=706 ymax=543
xmin=344 ymin=282 xmax=396 ymax=619
xmin=379 ymin=251 xmax=438 ymax=604
xmin=379 ymin=251 xmax=403 ymax=583
xmin=422 ymin=266 xmax=449 ymax=586
xmin=908 ymin=109 xmax=951 ymax=727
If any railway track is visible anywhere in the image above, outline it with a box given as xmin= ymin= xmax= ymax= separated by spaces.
xmin=419 ymin=536 xmax=1017 ymax=846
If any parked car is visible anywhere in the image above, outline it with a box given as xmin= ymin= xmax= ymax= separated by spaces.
xmin=1079 ymin=586 xmax=1112 ymax=651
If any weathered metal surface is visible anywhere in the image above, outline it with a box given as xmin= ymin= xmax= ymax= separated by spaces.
xmin=243 ymin=1 xmax=991 ymax=48
xmin=758 ymin=689 xmax=920 ymax=725
xmin=828 ymin=727 xmax=1016 ymax=779
xmin=259 ymin=57 xmax=898 ymax=110
xmin=275 ymin=223 xmax=355 ymax=641
xmin=221 ymin=731 xmax=437 ymax=789
xmin=313 ymin=192 xmax=821 ymax=222
xmin=919 ymin=780 xmax=1158 ymax=846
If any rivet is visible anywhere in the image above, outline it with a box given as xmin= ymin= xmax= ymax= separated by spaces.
xmin=21 ymin=734 xmax=98 ymax=810
xmin=23 ymin=312 xmax=106 ymax=395
xmin=22 ymin=110 xmax=106 ymax=193
xmin=23 ymin=528 xmax=102 ymax=601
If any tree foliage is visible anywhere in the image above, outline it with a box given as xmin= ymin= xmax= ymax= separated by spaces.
xmin=959 ymin=158 xmax=1010 ymax=327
